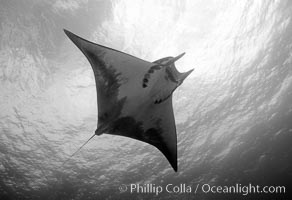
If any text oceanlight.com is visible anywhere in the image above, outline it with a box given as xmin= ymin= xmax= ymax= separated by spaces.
xmin=118 ymin=183 xmax=286 ymax=196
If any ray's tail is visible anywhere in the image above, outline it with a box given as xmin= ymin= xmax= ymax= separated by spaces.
xmin=61 ymin=133 xmax=96 ymax=167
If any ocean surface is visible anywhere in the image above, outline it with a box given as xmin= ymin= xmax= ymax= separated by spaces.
xmin=0 ymin=0 xmax=291 ymax=199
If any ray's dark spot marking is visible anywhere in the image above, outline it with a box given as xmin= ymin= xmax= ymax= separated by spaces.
xmin=154 ymin=99 xmax=163 ymax=104
xmin=86 ymin=51 xmax=127 ymax=125
xmin=152 ymin=65 xmax=161 ymax=70
xmin=142 ymin=83 xmax=147 ymax=88
xmin=148 ymin=65 xmax=161 ymax=73
xmin=87 ymin=51 xmax=122 ymax=96
xmin=111 ymin=117 xmax=144 ymax=139
xmin=142 ymin=64 xmax=164 ymax=88
xmin=110 ymin=116 xmax=170 ymax=159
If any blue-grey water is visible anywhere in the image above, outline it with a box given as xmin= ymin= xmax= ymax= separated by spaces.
xmin=0 ymin=0 xmax=291 ymax=199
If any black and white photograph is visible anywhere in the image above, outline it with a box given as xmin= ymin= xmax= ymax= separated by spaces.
xmin=0 ymin=0 xmax=291 ymax=199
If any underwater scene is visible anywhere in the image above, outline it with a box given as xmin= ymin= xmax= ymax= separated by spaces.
xmin=0 ymin=0 xmax=292 ymax=199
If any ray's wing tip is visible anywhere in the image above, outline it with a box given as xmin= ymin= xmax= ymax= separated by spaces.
xmin=168 ymin=154 xmax=178 ymax=172
xmin=63 ymin=28 xmax=72 ymax=35
xmin=63 ymin=28 xmax=70 ymax=36
xmin=63 ymin=29 xmax=75 ymax=40
xmin=173 ymin=164 xmax=178 ymax=172
xmin=63 ymin=29 xmax=85 ymax=49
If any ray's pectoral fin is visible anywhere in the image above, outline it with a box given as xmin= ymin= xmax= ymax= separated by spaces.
xmin=64 ymin=29 xmax=152 ymax=127
xmin=64 ymin=29 xmax=124 ymax=130
xmin=144 ymin=97 xmax=177 ymax=171
xmin=149 ymin=97 xmax=178 ymax=171
xmin=110 ymin=97 xmax=178 ymax=171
